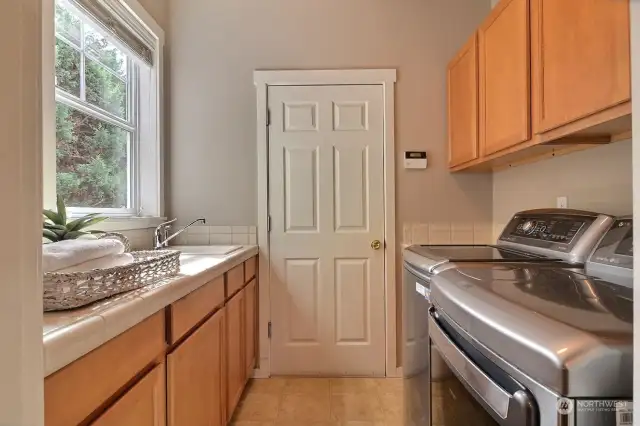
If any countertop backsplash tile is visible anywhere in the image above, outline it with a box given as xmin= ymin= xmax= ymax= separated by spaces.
xmin=402 ymin=221 xmax=493 ymax=246
xmin=169 ymin=225 xmax=257 ymax=247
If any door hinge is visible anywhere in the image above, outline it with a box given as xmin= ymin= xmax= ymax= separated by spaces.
xmin=268 ymin=321 xmax=272 ymax=338
xmin=266 ymin=109 xmax=271 ymax=126
xmin=267 ymin=215 xmax=272 ymax=232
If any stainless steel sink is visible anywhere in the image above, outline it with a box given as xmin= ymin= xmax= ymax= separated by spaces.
xmin=170 ymin=245 xmax=243 ymax=256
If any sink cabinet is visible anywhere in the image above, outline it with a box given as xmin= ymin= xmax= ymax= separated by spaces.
xmin=44 ymin=255 xmax=259 ymax=426
xmin=92 ymin=363 xmax=166 ymax=426
xmin=168 ymin=309 xmax=226 ymax=426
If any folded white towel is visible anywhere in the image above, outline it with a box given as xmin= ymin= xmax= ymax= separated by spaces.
xmin=42 ymin=239 xmax=126 ymax=273
xmin=57 ymin=253 xmax=135 ymax=273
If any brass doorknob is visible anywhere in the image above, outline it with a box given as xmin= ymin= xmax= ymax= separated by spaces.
xmin=371 ymin=240 xmax=382 ymax=250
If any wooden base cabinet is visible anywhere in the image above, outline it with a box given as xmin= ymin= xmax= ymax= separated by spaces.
xmin=226 ymin=289 xmax=246 ymax=419
xmin=168 ymin=309 xmax=226 ymax=426
xmin=93 ymin=363 xmax=166 ymax=426
xmin=46 ymin=256 xmax=260 ymax=426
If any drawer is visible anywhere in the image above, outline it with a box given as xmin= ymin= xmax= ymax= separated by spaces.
xmin=170 ymin=275 xmax=225 ymax=344
xmin=244 ymin=256 xmax=257 ymax=282
xmin=45 ymin=312 xmax=165 ymax=426
xmin=226 ymin=263 xmax=245 ymax=298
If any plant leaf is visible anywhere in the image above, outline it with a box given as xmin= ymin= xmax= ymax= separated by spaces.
xmin=89 ymin=230 xmax=106 ymax=235
xmin=66 ymin=213 xmax=101 ymax=231
xmin=75 ymin=216 xmax=108 ymax=231
xmin=44 ymin=222 xmax=67 ymax=231
xmin=43 ymin=229 xmax=58 ymax=242
xmin=56 ymin=195 xmax=67 ymax=225
xmin=43 ymin=210 xmax=63 ymax=225
xmin=64 ymin=231 xmax=90 ymax=240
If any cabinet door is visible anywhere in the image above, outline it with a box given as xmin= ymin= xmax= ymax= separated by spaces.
xmin=532 ymin=0 xmax=630 ymax=132
xmin=92 ymin=363 xmax=165 ymax=426
xmin=479 ymin=0 xmax=530 ymax=155
xmin=448 ymin=34 xmax=479 ymax=167
xmin=167 ymin=309 xmax=226 ymax=426
xmin=245 ymin=279 xmax=257 ymax=377
xmin=226 ymin=289 xmax=246 ymax=418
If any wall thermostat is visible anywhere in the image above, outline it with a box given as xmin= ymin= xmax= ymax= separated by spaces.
xmin=404 ymin=151 xmax=427 ymax=169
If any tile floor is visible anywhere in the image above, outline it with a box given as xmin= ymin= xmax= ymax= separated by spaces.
xmin=231 ymin=377 xmax=404 ymax=426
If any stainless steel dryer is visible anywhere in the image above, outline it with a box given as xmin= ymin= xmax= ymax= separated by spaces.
xmin=426 ymin=217 xmax=633 ymax=426
xmin=402 ymin=209 xmax=615 ymax=426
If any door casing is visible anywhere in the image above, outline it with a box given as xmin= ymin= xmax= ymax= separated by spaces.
xmin=253 ymin=69 xmax=398 ymax=378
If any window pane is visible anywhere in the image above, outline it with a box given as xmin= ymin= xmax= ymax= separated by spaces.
xmin=55 ymin=0 xmax=81 ymax=47
xmin=86 ymin=56 xmax=128 ymax=118
xmin=55 ymin=37 xmax=81 ymax=97
xmin=56 ymin=103 xmax=130 ymax=209
xmin=84 ymin=25 xmax=128 ymax=79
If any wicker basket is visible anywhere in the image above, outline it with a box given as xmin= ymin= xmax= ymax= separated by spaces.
xmin=43 ymin=233 xmax=181 ymax=312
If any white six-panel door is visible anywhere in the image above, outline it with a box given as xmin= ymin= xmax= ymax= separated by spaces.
xmin=268 ymin=85 xmax=386 ymax=376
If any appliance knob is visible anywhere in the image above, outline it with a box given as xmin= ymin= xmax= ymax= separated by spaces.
xmin=522 ymin=220 xmax=536 ymax=234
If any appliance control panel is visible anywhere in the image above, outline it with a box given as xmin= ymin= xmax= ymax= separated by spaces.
xmin=509 ymin=217 xmax=586 ymax=244
xmin=497 ymin=210 xmax=613 ymax=264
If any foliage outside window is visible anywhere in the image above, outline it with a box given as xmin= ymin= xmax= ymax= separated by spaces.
xmin=55 ymin=0 xmax=139 ymax=211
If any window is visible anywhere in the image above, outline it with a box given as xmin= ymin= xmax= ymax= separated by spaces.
xmin=53 ymin=0 xmax=161 ymax=217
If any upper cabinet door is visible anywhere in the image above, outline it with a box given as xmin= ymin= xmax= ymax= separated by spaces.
xmin=531 ymin=0 xmax=630 ymax=132
xmin=448 ymin=34 xmax=479 ymax=167
xmin=479 ymin=0 xmax=531 ymax=156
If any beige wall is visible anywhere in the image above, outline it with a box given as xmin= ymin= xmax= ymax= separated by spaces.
xmin=493 ymin=141 xmax=633 ymax=238
xmin=1 ymin=0 xmax=45 ymax=423
xmin=166 ymin=0 xmax=493 ymax=229
xmin=137 ymin=0 xmax=168 ymax=30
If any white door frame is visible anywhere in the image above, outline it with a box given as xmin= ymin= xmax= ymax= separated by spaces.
xmin=253 ymin=69 xmax=399 ymax=378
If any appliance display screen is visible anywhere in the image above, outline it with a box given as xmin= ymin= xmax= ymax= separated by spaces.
xmin=510 ymin=217 xmax=585 ymax=244
xmin=615 ymin=229 xmax=633 ymax=257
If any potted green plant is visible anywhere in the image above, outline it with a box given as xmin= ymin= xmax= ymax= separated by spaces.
xmin=43 ymin=196 xmax=108 ymax=243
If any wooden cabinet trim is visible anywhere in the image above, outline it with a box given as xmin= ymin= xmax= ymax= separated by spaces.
xmin=92 ymin=362 xmax=166 ymax=426
xmin=226 ymin=289 xmax=246 ymax=419
xmin=244 ymin=256 xmax=257 ymax=283
xmin=447 ymin=33 xmax=479 ymax=167
xmin=479 ymin=0 xmax=531 ymax=156
xmin=245 ymin=279 xmax=257 ymax=377
xmin=45 ymin=312 xmax=165 ymax=426
xmin=226 ymin=263 xmax=245 ymax=298
xmin=169 ymin=275 xmax=225 ymax=344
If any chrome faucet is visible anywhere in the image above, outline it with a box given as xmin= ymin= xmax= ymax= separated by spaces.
xmin=154 ymin=218 xmax=206 ymax=249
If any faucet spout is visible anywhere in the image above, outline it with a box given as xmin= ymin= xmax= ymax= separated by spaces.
xmin=154 ymin=217 xmax=206 ymax=249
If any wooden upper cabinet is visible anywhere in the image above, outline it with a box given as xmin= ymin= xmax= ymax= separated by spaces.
xmin=167 ymin=309 xmax=226 ymax=426
xmin=448 ymin=34 xmax=479 ymax=167
xmin=479 ymin=0 xmax=531 ymax=155
xmin=92 ymin=363 xmax=166 ymax=426
xmin=531 ymin=0 xmax=631 ymax=132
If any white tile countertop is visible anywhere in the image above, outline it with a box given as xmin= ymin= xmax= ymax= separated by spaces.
xmin=43 ymin=245 xmax=259 ymax=377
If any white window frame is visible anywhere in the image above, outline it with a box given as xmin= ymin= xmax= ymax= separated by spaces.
xmin=43 ymin=0 xmax=165 ymax=227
